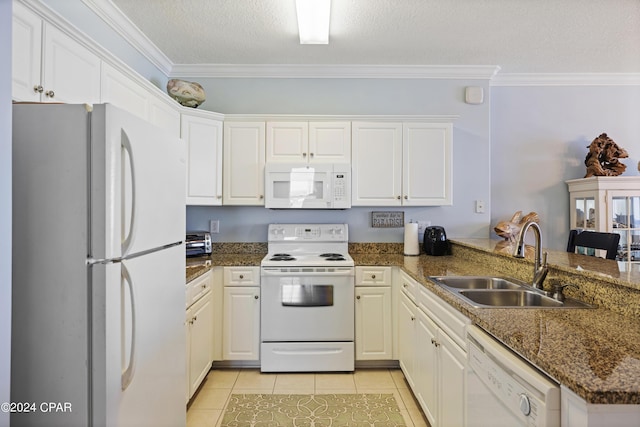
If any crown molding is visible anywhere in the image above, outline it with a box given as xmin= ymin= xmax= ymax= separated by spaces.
xmin=224 ymin=114 xmax=459 ymax=122
xmin=491 ymin=73 xmax=640 ymax=86
xmin=80 ymin=0 xmax=173 ymax=75
xmin=170 ymin=64 xmax=501 ymax=80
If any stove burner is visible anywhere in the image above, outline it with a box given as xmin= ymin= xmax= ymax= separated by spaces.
xmin=325 ymin=257 xmax=346 ymax=261
xmin=319 ymin=253 xmax=344 ymax=258
xmin=269 ymin=254 xmax=296 ymax=261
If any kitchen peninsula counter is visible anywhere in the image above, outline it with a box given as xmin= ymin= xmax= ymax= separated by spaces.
xmin=353 ymin=239 xmax=640 ymax=405
xmin=186 ymin=239 xmax=640 ymax=405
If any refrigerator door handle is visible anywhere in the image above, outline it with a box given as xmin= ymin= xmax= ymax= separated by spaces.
xmin=121 ymin=129 xmax=138 ymax=257
xmin=121 ymin=262 xmax=137 ymax=391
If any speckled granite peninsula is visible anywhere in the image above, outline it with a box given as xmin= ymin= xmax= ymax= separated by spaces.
xmin=186 ymin=239 xmax=640 ymax=405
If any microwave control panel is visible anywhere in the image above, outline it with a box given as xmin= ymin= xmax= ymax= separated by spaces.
xmin=333 ymin=171 xmax=350 ymax=206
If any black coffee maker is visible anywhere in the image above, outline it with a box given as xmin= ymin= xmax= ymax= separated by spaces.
xmin=423 ymin=226 xmax=450 ymax=256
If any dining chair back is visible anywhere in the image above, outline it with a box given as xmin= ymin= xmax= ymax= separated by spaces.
xmin=566 ymin=229 xmax=620 ymax=260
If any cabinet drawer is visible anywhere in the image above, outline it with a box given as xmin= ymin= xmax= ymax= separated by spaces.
xmin=356 ymin=266 xmax=392 ymax=286
xmin=418 ymin=285 xmax=469 ymax=348
xmin=224 ymin=266 xmax=260 ymax=286
xmin=186 ymin=270 xmax=212 ymax=308
xmin=399 ymin=270 xmax=418 ymax=302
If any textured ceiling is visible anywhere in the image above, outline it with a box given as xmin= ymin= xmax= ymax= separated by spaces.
xmin=110 ymin=0 xmax=640 ymax=73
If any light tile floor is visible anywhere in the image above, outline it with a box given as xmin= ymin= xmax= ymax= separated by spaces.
xmin=187 ymin=368 xmax=430 ymax=427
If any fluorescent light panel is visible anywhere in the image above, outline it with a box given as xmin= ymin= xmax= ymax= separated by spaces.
xmin=295 ymin=0 xmax=331 ymax=44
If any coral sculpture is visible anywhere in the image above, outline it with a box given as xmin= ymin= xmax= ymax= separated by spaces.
xmin=494 ymin=211 xmax=540 ymax=242
xmin=584 ymin=133 xmax=628 ymax=177
xmin=166 ymin=79 xmax=206 ymax=108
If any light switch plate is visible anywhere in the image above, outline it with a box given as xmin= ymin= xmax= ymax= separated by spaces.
xmin=209 ymin=219 xmax=220 ymax=234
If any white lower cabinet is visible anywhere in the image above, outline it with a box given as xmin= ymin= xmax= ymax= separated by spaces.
xmin=561 ymin=385 xmax=640 ymax=427
xmin=222 ymin=267 xmax=260 ymax=360
xmin=186 ymin=271 xmax=214 ymax=401
xmin=355 ymin=267 xmax=393 ymax=360
xmin=397 ymin=269 xmax=469 ymax=427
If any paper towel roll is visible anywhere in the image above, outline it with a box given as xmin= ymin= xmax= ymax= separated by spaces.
xmin=404 ymin=223 xmax=420 ymax=256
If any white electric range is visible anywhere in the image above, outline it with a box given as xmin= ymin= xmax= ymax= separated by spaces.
xmin=260 ymin=224 xmax=355 ymax=372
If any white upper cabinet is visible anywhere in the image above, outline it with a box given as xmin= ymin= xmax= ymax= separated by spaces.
xmin=403 ymin=123 xmax=453 ymax=206
xmin=351 ymin=122 xmax=403 ymax=206
xmin=182 ymin=114 xmax=223 ymax=206
xmin=223 ymin=122 xmax=266 ymax=205
xmin=12 ymin=2 xmax=100 ymax=104
xmin=266 ymin=121 xmax=351 ymax=163
xmin=351 ymin=121 xmax=453 ymax=206
xmin=101 ymin=61 xmax=149 ymax=121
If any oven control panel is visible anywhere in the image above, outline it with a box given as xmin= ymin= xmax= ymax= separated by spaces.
xmin=268 ymin=224 xmax=348 ymax=242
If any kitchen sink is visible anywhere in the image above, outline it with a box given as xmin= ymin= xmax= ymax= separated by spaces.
xmin=458 ymin=289 xmax=563 ymax=307
xmin=429 ymin=276 xmax=595 ymax=309
xmin=430 ymin=276 xmax=526 ymax=290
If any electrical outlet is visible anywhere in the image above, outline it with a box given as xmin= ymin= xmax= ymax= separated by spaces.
xmin=417 ymin=221 xmax=431 ymax=237
xmin=209 ymin=219 xmax=220 ymax=234
xmin=475 ymin=200 xmax=485 ymax=214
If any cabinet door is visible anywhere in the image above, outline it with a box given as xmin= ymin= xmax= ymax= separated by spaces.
xmin=187 ymin=292 xmax=213 ymax=399
xmin=222 ymin=287 xmax=260 ymax=360
xmin=351 ymin=122 xmax=403 ymax=206
xmin=223 ymin=122 xmax=266 ymax=205
xmin=149 ymin=95 xmax=180 ymax=137
xmin=41 ymin=23 xmax=101 ymax=103
xmin=309 ymin=122 xmax=351 ymax=163
xmin=266 ymin=122 xmax=309 ymax=162
xmin=403 ymin=123 xmax=453 ymax=206
xmin=355 ymin=286 xmax=392 ymax=360
xmin=100 ymin=61 xmax=149 ymax=121
xmin=398 ymin=291 xmax=416 ymax=388
xmin=415 ymin=309 xmax=438 ymax=427
xmin=12 ymin=2 xmax=42 ymax=102
xmin=183 ymin=115 xmax=223 ymax=205
xmin=438 ymin=331 xmax=466 ymax=427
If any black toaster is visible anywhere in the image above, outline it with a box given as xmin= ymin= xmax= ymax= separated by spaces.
xmin=423 ymin=226 xmax=450 ymax=256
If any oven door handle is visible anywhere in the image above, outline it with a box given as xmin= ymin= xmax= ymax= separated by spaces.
xmin=261 ymin=267 xmax=354 ymax=276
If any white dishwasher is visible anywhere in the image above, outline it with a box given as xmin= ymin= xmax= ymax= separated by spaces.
xmin=466 ymin=325 xmax=561 ymax=427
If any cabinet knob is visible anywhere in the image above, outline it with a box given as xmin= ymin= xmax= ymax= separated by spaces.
xmin=411 ymin=316 xmax=415 ymax=321
xmin=356 ymin=295 xmax=361 ymax=300
xmin=239 ymin=274 xmax=244 ymax=279
xmin=259 ymin=195 xmax=264 ymax=199
xmin=201 ymin=284 xmax=206 ymax=289
xmin=397 ymin=196 xmax=401 ymax=200
xmin=371 ymin=274 xmax=376 ymax=279
xmin=33 ymin=85 xmax=43 ymax=93
xmin=404 ymin=195 xmax=408 ymax=200
xmin=254 ymin=295 xmax=259 ymax=299
xmin=310 ymin=152 xmax=314 ymax=157
xmin=302 ymin=152 xmax=307 ymax=157
xmin=45 ymin=90 xmax=55 ymax=98
xmin=403 ymin=284 xmax=407 ymax=288
xmin=217 ymin=195 xmax=222 ymax=199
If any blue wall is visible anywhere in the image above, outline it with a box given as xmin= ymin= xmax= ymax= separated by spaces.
xmin=185 ymin=78 xmax=492 ymax=244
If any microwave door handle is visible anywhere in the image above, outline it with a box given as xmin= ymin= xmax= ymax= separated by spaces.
xmin=121 ymin=129 xmax=137 ymax=257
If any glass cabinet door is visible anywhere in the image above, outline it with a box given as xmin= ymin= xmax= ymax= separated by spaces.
xmin=610 ymin=192 xmax=640 ymax=262
xmin=574 ymin=197 xmax=596 ymax=229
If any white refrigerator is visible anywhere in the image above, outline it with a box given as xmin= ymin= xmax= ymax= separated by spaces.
xmin=12 ymin=104 xmax=187 ymax=427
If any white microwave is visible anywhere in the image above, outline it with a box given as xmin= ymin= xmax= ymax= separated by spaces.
xmin=264 ymin=163 xmax=351 ymax=209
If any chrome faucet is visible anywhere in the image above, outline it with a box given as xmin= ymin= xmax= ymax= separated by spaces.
xmin=513 ymin=221 xmax=548 ymax=289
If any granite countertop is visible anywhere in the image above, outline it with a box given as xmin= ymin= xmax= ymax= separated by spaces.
xmin=185 ymin=240 xmax=640 ymax=405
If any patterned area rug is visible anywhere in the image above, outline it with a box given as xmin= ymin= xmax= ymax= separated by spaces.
xmin=221 ymin=393 xmax=407 ymax=427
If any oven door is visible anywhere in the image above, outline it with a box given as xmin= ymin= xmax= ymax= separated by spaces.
xmin=261 ymin=268 xmax=354 ymax=341
xmin=264 ymin=163 xmax=333 ymax=209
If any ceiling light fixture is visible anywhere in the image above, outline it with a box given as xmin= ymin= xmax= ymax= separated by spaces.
xmin=295 ymin=0 xmax=331 ymax=44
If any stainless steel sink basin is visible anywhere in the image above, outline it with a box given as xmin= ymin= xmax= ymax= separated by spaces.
xmin=458 ymin=289 xmax=564 ymax=307
xmin=431 ymin=276 xmax=525 ymax=290
xmin=429 ymin=275 xmax=595 ymax=309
